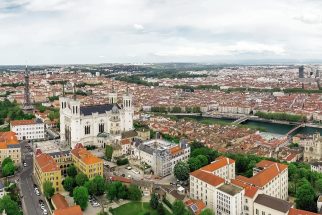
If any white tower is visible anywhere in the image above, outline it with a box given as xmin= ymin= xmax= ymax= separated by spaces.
xmin=122 ymin=86 xmax=134 ymax=131
xmin=108 ymin=83 xmax=117 ymax=104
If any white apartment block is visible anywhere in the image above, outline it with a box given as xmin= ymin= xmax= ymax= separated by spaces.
xmin=132 ymin=139 xmax=190 ymax=177
xmin=189 ymin=156 xmax=235 ymax=210
xmin=10 ymin=119 xmax=45 ymax=140
xmin=200 ymin=156 xmax=235 ymax=181
xmin=235 ymin=160 xmax=288 ymax=201
xmin=216 ymin=183 xmax=244 ymax=215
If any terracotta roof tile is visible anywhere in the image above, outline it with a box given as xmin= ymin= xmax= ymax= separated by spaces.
xmin=51 ymin=193 xmax=69 ymax=209
xmin=288 ymin=208 xmax=319 ymax=215
xmin=185 ymin=199 xmax=206 ymax=215
xmin=190 ymin=169 xmax=225 ymax=187
xmin=0 ymin=131 xmax=19 ymax=147
xmin=231 ymin=179 xmax=258 ymax=198
xmin=200 ymin=156 xmax=235 ymax=172
xmin=35 ymin=153 xmax=60 ymax=172
xmin=170 ymin=146 xmax=182 ymax=155
xmin=71 ymin=148 xmax=103 ymax=165
xmin=10 ymin=119 xmax=35 ymax=126
xmin=53 ymin=205 xmax=83 ymax=215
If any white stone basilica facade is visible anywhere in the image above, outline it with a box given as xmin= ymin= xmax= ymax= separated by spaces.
xmin=59 ymin=90 xmax=134 ymax=149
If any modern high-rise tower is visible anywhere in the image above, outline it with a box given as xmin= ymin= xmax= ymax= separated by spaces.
xmin=23 ymin=66 xmax=34 ymax=113
xmin=299 ymin=65 xmax=304 ymax=79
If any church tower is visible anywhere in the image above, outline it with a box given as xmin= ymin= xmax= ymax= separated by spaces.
xmin=108 ymin=83 xmax=117 ymax=104
xmin=122 ymin=86 xmax=134 ymax=131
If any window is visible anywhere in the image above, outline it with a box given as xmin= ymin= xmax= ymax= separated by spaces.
xmin=99 ymin=123 xmax=104 ymax=133
xmin=85 ymin=125 xmax=91 ymax=135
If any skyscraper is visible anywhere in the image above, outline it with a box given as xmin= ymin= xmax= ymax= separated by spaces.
xmin=299 ymin=65 xmax=304 ymax=79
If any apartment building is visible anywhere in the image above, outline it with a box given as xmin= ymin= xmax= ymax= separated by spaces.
xmin=10 ymin=119 xmax=45 ymax=140
xmin=189 ymin=156 xmax=234 ymax=210
xmin=34 ymin=152 xmax=62 ymax=192
xmin=0 ymin=131 xmax=21 ymax=165
xmin=235 ymin=160 xmax=288 ymax=200
xmin=71 ymin=144 xmax=103 ymax=179
xmin=216 ymin=183 xmax=244 ymax=215
xmin=47 ymin=150 xmax=73 ymax=178
xmin=200 ymin=156 xmax=235 ymax=181
xmin=132 ymin=139 xmax=190 ymax=177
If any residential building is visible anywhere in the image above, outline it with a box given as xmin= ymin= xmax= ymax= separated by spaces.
xmin=59 ymin=90 xmax=134 ymax=149
xmin=10 ymin=119 xmax=45 ymax=140
xmin=310 ymin=161 xmax=322 ymax=173
xmin=52 ymin=193 xmax=83 ymax=215
xmin=132 ymin=139 xmax=190 ymax=177
xmin=0 ymin=131 xmax=21 ymax=165
xmin=71 ymin=144 xmax=103 ymax=179
xmin=216 ymin=183 xmax=244 ymax=215
xmin=254 ymin=194 xmax=292 ymax=215
xmin=34 ymin=152 xmax=62 ymax=192
xmin=47 ymin=150 xmax=73 ymax=178
xmin=235 ymin=160 xmax=288 ymax=200
xmin=304 ymin=133 xmax=322 ymax=162
xmin=200 ymin=156 xmax=235 ymax=181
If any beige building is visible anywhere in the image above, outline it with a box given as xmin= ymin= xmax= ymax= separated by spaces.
xmin=304 ymin=133 xmax=322 ymax=162
xmin=0 ymin=131 xmax=21 ymax=165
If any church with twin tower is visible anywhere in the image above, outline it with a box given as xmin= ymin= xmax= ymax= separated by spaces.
xmin=59 ymin=87 xmax=134 ymax=149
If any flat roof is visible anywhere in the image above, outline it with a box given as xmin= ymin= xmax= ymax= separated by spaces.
xmin=217 ymin=183 xmax=243 ymax=196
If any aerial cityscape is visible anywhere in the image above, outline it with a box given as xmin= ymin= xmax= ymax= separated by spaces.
xmin=1 ymin=1 xmax=322 ymax=215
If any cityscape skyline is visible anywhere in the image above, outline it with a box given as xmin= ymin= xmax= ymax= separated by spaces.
xmin=1 ymin=0 xmax=322 ymax=64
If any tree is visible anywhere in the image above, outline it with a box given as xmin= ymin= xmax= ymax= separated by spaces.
xmin=316 ymin=178 xmax=322 ymax=194
xmin=157 ymin=203 xmax=165 ymax=215
xmin=106 ymin=182 xmax=117 ymax=201
xmin=196 ymin=155 xmax=208 ymax=167
xmin=200 ymin=208 xmax=214 ymax=215
xmin=73 ymin=186 xmax=89 ymax=211
xmin=1 ymin=157 xmax=13 ymax=168
xmin=150 ymin=193 xmax=159 ymax=209
xmin=2 ymin=162 xmax=15 ymax=177
xmin=43 ymin=181 xmax=55 ymax=199
xmin=0 ymin=195 xmax=22 ymax=215
xmin=172 ymin=200 xmax=186 ymax=215
xmin=105 ymin=145 xmax=113 ymax=161
xmin=67 ymin=165 xmax=77 ymax=177
xmin=174 ymin=161 xmax=190 ymax=181
xmin=63 ymin=176 xmax=75 ymax=194
xmin=128 ymin=185 xmax=142 ymax=201
xmin=188 ymin=157 xmax=201 ymax=172
xmin=93 ymin=176 xmax=105 ymax=196
xmin=75 ymin=173 xmax=89 ymax=186
xmin=295 ymin=183 xmax=316 ymax=212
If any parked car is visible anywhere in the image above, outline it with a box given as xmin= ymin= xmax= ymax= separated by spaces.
xmin=126 ymin=166 xmax=132 ymax=170
xmin=43 ymin=209 xmax=48 ymax=215
xmin=23 ymin=162 xmax=27 ymax=167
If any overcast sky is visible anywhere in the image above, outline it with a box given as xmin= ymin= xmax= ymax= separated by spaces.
xmin=1 ymin=0 xmax=322 ymax=64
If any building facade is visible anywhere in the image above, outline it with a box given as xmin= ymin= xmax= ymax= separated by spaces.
xmin=0 ymin=131 xmax=21 ymax=165
xmin=34 ymin=152 xmax=62 ymax=193
xmin=304 ymin=133 xmax=322 ymax=162
xmin=59 ymin=91 xmax=134 ymax=149
xmin=216 ymin=184 xmax=244 ymax=215
xmin=10 ymin=119 xmax=45 ymax=140
xmin=71 ymin=144 xmax=103 ymax=179
xmin=132 ymin=139 xmax=190 ymax=177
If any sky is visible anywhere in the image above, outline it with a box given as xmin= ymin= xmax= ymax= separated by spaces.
xmin=0 ymin=0 xmax=322 ymax=64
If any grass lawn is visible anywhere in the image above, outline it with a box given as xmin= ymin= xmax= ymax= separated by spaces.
xmin=112 ymin=202 xmax=172 ymax=215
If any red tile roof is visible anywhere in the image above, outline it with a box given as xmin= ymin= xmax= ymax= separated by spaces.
xmin=288 ymin=208 xmax=319 ymax=215
xmin=170 ymin=146 xmax=183 ymax=155
xmin=53 ymin=205 xmax=83 ymax=215
xmin=185 ymin=199 xmax=206 ymax=215
xmin=190 ymin=169 xmax=225 ymax=187
xmin=110 ymin=176 xmax=132 ymax=184
xmin=231 ymin=179 xmax=258 ymax=198
xmin=51 ymin=193 xmax=69 ymax=210
xmin=71 ymin=147 xmax=102 ymax=165
xmin=236 ymin=160 xmax=288 ymax=188
xmin=11 ymin=119 xmax=35 ymax=126
xmin=0 ymin=131 xmax=19 ymax=149
xmin=200 ymin=156 xmax=235 ymax=172
xmin=35 ymin=153 xmax=60 ymax=172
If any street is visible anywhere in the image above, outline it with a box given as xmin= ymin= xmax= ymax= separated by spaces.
xmin=18 ymin=140 xmax=51 ymax=215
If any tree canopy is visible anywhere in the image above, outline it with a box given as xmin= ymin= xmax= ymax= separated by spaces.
xmin=73 ymin=186 xmax=89 ymax=211
xmin=174 ymin=161 xmax=190 ymax=181
xmin=43 ymin=181 xmax=55 ymax=199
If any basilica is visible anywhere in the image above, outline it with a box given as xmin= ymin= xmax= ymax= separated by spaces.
xmin=59 ymin=89 xmax=134 ymax=149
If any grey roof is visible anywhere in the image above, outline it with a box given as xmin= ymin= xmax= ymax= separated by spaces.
xmin=0 ymin=182 xmax=4 ymax=189
xmin=254 ymin=194 xmax=292 ymax=213
xmin=121 ymin=130 xmax=138 ymax=139
xmin=138 ymin=144 xmax=155 ymax=155
xmin=80 ymin=103 xmax=120 ymax=116
xmin=217 ymin=184 xmax=243 ymax=196
xmin=8 ymin=144 xmax=21 ymax=149
xmin=47 ymin=150 xmax=71 ymax=157
xmin=97 ymin=132 xmax=109 ymax=138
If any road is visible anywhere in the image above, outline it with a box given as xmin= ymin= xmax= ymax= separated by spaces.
xmin=18 ymin=140 xmax=50 ymax=215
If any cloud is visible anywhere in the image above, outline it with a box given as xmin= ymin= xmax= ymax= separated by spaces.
xmin=0 ymin=0 xmax=322 ymax=64
xmin=155 ymin=42 xmax=285 ymax=57
xmin=133 ymin=24 xmax=144 ymax=31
